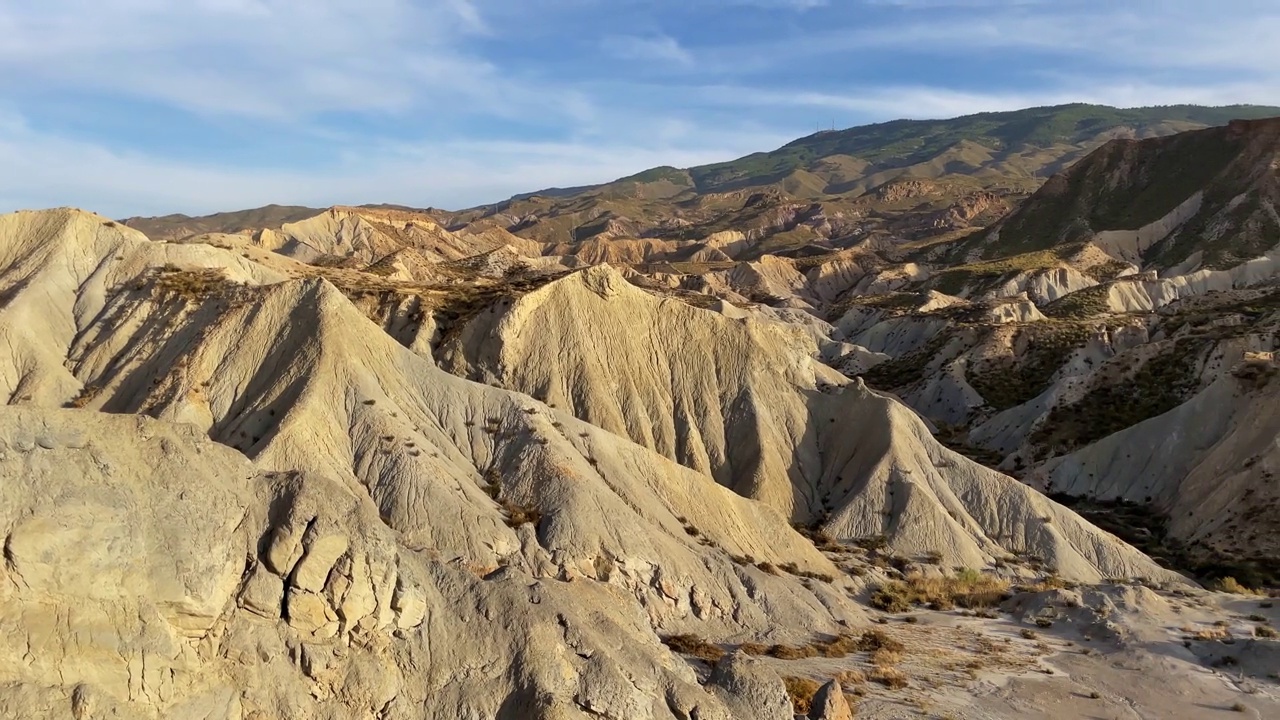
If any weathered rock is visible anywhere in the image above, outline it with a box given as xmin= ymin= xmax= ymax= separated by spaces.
xmin=239 ymin=564 xmax=285 ymax=618
xmin=291 ymin=534 xmax=349 ymax=592
xmin=709 ymin=651 xmax=793 ymax=720
xmin=808 ymin=680 xmax=854 ymax=720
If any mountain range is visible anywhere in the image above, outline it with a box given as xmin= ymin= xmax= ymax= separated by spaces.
xmin=5 ymin=102 xmax=1280 ymax=719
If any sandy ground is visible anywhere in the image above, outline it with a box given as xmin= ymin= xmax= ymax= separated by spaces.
xmin=713 ymin=584 xmax=1280 ymax=719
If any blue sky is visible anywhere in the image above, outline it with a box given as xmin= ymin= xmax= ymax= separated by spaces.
xmin=0 ymin=0 xmax=1276 ymax=216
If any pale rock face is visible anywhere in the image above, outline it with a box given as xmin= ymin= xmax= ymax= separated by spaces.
xmin=439 ymin=264 xmax=1186 ymax=584
xmin=992 ymin=267 xmax=1097 ymax=305
xmin=1093 ymin=191 xmax=1205 ymax=264
xmin=808 ymin=680 xmax=855 ymax=720
xmin=708 ymin=652 xmax=793 ymax=720
xmin=0 ymin=407 xmax=759 ymax=720
xmin=1032 ymin=359 xmax=1280 ymax=560
xmin=983 ymin=295 xmax=1046 ymax=324
xmin=0 ymin=208 xmax=1205 ymax=719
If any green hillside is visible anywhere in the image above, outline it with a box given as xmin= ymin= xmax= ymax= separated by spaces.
xmin=684 ymin=104 xmax=1280 ymax=193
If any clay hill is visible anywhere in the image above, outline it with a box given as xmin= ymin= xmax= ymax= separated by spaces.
xmin=2 ymin=106 xmax=1280 ymax=719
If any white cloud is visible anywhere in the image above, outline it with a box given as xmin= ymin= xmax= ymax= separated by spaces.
xmin=0 ymin=0 xmax=1276 ymax=217
xmin=718 ymin=2 xmax=1280 ymax=74
xmin=607 ymin=34 xmax=695 ymax=66
xmin=0 ymin=111 xmax=789 ymax=216
xmin=0 ymin=0 xmax=528 ymax=120
xmin=695 ymin=79 xmax=1280 ymax=120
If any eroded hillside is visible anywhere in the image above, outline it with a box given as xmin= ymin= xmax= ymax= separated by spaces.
xmin=4 ymin=108 xmax=1280 ymax=719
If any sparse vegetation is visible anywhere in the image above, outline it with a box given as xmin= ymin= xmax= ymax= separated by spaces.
xmin=65 ymin=384 xmax=102 ymax=409
xmin=869 ymin=666 xmax=909 ymax=689
xmin=966 ymin=321 xmax=1094 ymax=411
xmin=1032 ymin=338 xmax=1203 ymax=455
xmin=1188 ymin=626 xmax=1230 ymax=642
xmin=499 ymin=499 xmax=541 ymax=528
xmin=150 ymin=265 xmax=237 ymax=300
xmin=661 ymin=634 xmax=725 ymax=663
xmin=835 ymin=669 xmax=866 ymax=686
xmin=1042 ymin=284 xmax=1113 ymax=319
xmin=870 ymin=570 xmax=1010 ymax=612
xmin=783 ymin=676 xmax=821 ymax=714
xmin=1210 ymin=577 xmax=1265 ymax=596
xmin=931 ymin=247 xmax=1077 ymax=296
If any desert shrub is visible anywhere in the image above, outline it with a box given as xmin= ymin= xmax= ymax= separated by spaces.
xmin=869 ymin=666 xmax=909 ymax=689
xmin=1254 ymin=625 xmax=1278 ymax=639
xmin=738 ymin=642 xmax=769 ymax=655
xmin=500 ymin=500 xmax=541 ymax=528
xmin=818 ymin=634 xmax=860 ymax=657
xmin=152 ymin=266 xmax=236 ymax=300
xmin=856 ymin=629 xmax=904 ymax=653
xmin=767 ymin=644 xmax=818 ymax=660
xmin=871 ymin=571 xmax=1010 ymax=611
xmin=662 ymin=634 xmax=725 ymax=663
xmin=1209 ymin=577 xmax=1264 ymax=596
xmin=758 ymin=633 xmax=864 ymax=660
xmin=783 ymin=677 xmax=821 ymax=714
xmin=1190 ymin=626 xmax=1230 ymax=641
xmin=870 ymin=647 xmax=903 ymax=667
xmin=66 ymin=384 xmax=101 ymax=409
xmin=835 ymin=669 xmax=866 ymax=686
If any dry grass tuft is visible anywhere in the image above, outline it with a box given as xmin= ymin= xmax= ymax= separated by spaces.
xmin=835 ymin=669 xmax=866 ymax=686
xmin=870 ymin=648 xmax=904 ymax=667
xmin=856 ymin=629 xmax=905 ymax=653
xmin=767 ymin=644 xmax=819 ymax=660
xmin=752 ymin=630 xmax=900 ymax=662
xmin=1189 ymin=626 xmax=1231 ymax=642
xmin=65 ymin=384 xmax=102 ymax=409
xmin=1210 ymin=577 xmax=1265 ymax=596
xmin=499 ymin=499 xmax=541 ymax=528
xmin=783 ymin=677 xmax=822 ymax=714
xmin=870 ymin=666 xmax=909 ymax=689
xmin=662 ymin=634 xmax=725 ymax=663
xmin=151 ymin=266 xmax=236 ymax=299
xmin=871 ymin=569 xmax=1010 ymax=612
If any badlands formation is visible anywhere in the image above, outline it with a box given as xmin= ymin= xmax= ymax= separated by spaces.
xmin=2 ymin=109 xmax=1280 ymax=718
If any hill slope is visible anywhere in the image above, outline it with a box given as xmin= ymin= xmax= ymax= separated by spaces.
xmin=0 ymin=207 xmax=1197 ymax=719
xmin=441 ymin=104 xmax=1280 ymax=252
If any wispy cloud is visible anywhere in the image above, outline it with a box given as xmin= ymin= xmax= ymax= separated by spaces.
xmin=606 ymin=34 xmax=695 ymax=66
xmin=0 ymin=0 xmax=1276 ymax=215
xmin=695 ymin=80 xmax=1280 ymax=120
xmin=0 ymin=110 xmax=788 ymax=216
xmin=0 ymin=0 xmax=505 ymax=120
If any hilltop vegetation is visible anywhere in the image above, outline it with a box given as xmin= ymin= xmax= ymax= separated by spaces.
xmin=439 ymin=103 xmax=1280 ymax=252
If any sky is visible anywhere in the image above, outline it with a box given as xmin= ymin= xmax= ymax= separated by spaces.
xmin=0 ymin=0 xmax=1277 ymax=217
